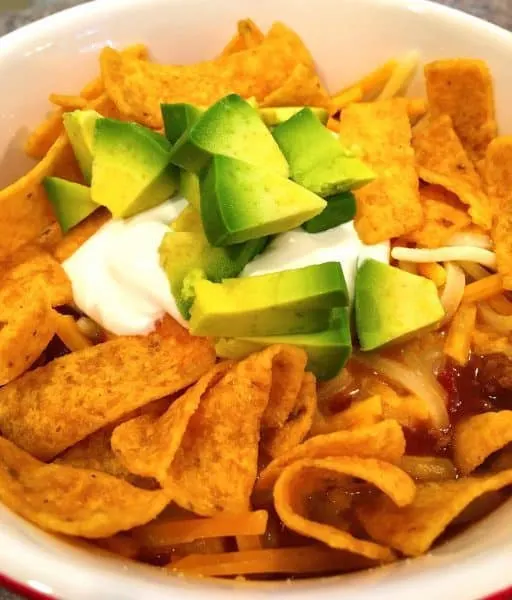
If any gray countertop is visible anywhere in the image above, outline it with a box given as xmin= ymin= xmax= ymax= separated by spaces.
xmin=0 ymin=0 xmax=511 ymax=599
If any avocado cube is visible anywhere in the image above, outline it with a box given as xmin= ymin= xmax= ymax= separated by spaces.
xmin=302 ymin=191 xmax=357 ymax=233
xmin=161 ymin=103 xmax=204 ymax=144
xmin=259 ymin=106 xmax=329 ymax=127
xmin=180 ymin=170 xmax=201 ymax=211
xmin=215 ymin=308 xmax=352 ymax=380
xmin=189 ymin=262 xmax=348 ymax=337
xmin=43 ymin=177 xmax=98 ymax=234
xmin=272 ymin=108 xmax=375 ymax=196
xmin=171 ymin=205 xmax=203 ymax=233
xmin=355 ymin=259 xmax=445 ymax=351
xmin=63 ymin=110 xmax=102 ymax=184
xmin=169 ymin=94 xmax=289 ymax=177
xmin=200 ymin=155 xmax=326 ymax=246
xmin=91 ymin=119 xmax=179 ymax=218
xmin=159 ymin=230 xmax=267 ymax=319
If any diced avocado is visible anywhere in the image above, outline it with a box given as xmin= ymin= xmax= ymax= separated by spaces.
xmin=215 ymin=308 xmax=352 ymax=380
xmin=169 ymin=94 xmax=289 ymax=177
xmin=161 ymin=103 xmax=204 ymax=144
xmin=43 ymin=177 xmax=98 ymax=233
xmin=259 ymin=106 xmax=329 ymax=126
xmin=189 ymin=262 xmax=348 ymax=337
xmin=272 ymin=108 xmax=375 ymax=196
xmin=63 ymin=110 xmax=102 ymax=184
xmin=302 ymin=191 xmax=357 ymax=233
xmin=91 ymin=119 xmax=179 ymax=218
xmin=201 ymin=155 xmax=326 ymax=246
xmin=171 ymin=205 xmax=203 ymax=233
xmin=180 ymin=170 xmax=201 ymax=211
xmin=355 ymin=259 xmax=445 ymax=351
xmin=159 ymin=230 xmax=267 ymax=319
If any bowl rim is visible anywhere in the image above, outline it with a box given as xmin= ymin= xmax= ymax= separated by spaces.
xmin=1 ymin=0 xmax=512 ymax=599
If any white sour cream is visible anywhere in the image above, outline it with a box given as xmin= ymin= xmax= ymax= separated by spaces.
xmin=63 ymin=198 xmax=188 ymax=335
xmin=242 ymin=222 xmax=390 ymax=301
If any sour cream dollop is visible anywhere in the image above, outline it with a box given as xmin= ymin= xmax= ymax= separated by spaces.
xmin=63 ymin=199 xmax=188 ymax=335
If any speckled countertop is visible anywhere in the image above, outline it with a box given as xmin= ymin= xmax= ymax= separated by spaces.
xmin=0 ymin=0 xmax=511 ymax=599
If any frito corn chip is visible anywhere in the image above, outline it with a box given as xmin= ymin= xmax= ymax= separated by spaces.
xmin=262 ymin=346 xmax=307 ymax=429
xmin=357 ymin=469 xmax=512 ymax=556
xmin=0 ymin=276 xmax=54 ymax=386
xmin=0 ymin=135 xmax=68 ymax=262
xmin=262 ymin=372 xmax=317 ymax=458
xmin=485 ymin=137 xmax=512 ymax=290
xmin=56 ymin=428 xmax=136 ymax=482
xmin=404 ymin=185 xmax=471 ymax=248
xmin=339 ymin=100 xmax=422 ymax=244
xmin=57 ymin=397 xmax=172 ymax=482
xmin=256 ymin=420 xmax=406 ymax=491
xmin=312 ymin=395 xmax=383 ymax=436
xmin=24 ymin=109 xmax=64 ymax=159
xmin=453 ymin=411 xmax=512 ymax=475
xmin=101 ymin=22 xmax=318 ymax=128
xmin=1 ymin=245 xmax=72 ymax=307
xmin=111 ymin=363 xmax=232 ymax=483
xmin=0 ymin=436 xmax=168 ymax=539
xmin=220 ymin=19 xmax=265 ymax=57
xmin=25 ymin=44 xmax=149 ymax=159
xmin=51 ymin=138 xmax=84 ymax=183
xmin=165 ymin=346 xmax=307 ymax=516
xmin=425 ymin=59 xmax=497 ymax=164
xmin=274 ymin=457 xmax=415 ymax=562
xmin=0 ymin=317 xmax=216 ymax=461
xmin=261 ymin=63 xmax=331 ymax=109
xmin=53 ymin=208 xmax=111 ymax=263
xmin=412 ymin=115 xmax=492 ymax=229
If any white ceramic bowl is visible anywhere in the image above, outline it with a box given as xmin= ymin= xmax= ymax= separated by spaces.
xmin=1 ymin=0 xmax=512 ymax=598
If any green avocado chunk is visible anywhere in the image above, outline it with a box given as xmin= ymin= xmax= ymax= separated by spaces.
xmin=302 ymin=191 xmax=357 ymax=233
xmin=201 ymin=155 xmax=326 ymax=246
xmin=215 ymin=308 xmax=352 ymax=380
xmin=91 ymin=118 xmax=179 ymax=218
xmin=159 ymin=229 xmax=267 ymax=319
xmin=63 ymin=110 xmax=102 ymax=184
xmin=189 ymin=262 xmax=348 ymax=337
xmin=355 ymin=259 xmax=445 ymax=351
xmin=259 ymin=106 xmax=329 ymax=126
xmin=169 ymin=94 xmax=289 ymax=177
xmin=180 ymin=170 xmax=201 ymax=211
xmin=43 ymin=177 xmax=98 ymax=233
xmin=161 ymin=103 xmax=204 ymax=145
xmin=272 ymin=108 xmax=375 ymax=196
